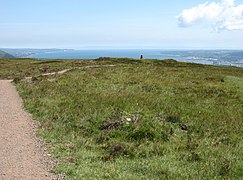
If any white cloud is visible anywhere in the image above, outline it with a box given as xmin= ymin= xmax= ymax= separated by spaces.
xmin=177 ymin=0 xmax=243 ymax=31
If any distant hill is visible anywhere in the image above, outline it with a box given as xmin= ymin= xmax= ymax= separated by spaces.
xmin=0 ymin=50 xmax=15 ymax=58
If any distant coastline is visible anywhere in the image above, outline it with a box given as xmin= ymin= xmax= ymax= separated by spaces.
xmin=1 ymin=48 xmax=243 ymax=67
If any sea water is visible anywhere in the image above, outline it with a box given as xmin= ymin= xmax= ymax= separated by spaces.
xmin=28 ymin=49 xmax=216 ymax=65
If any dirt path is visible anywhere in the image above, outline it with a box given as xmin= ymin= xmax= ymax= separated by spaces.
xmin=41 ymin=65 xmax=117 ymax=76
xmin=0 ymin=80 xmax=57 ymax=180
xmin=25 ymin=64 xmax=117 ymax=80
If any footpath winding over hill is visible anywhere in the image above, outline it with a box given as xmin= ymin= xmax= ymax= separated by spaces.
xmin=0 ymin=80 xmax=56 ymax=180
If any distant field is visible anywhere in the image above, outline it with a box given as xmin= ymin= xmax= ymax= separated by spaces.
xmin=1 ymin=58 xmax=243 ymax=179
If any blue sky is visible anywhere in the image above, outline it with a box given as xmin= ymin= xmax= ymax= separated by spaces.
xmin=1 ymin=0 xmax=243 ymax=49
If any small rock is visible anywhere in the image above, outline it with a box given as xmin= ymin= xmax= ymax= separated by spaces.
xmin=180 ymin=123 xmax=188 ymax=131
xmin=126 ymin=117 xmax=132 ymax=122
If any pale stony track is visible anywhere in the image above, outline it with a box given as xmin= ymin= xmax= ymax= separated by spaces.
xmin=25 ymin=64 xmax=117 ymax=79
xmin=0 ymin=80 xmax=57 ymax=180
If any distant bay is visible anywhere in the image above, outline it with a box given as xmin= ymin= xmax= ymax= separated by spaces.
xmin=28 ymin=49 xmax=179 ymax=60
xmin=27 ymin=49 xmax=216 ymax=65
xmin=21 ymin=49 xmax=243 ymax=67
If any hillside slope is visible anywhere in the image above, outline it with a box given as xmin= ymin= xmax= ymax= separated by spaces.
xmin=0 ymin=50 xmax=15 ymax=58
xmin=6 ymin=58 xmax=242 ymax=179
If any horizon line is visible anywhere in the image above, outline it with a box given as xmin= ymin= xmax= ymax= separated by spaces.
xmin=1 ymin=47 xmax=243 ymax=51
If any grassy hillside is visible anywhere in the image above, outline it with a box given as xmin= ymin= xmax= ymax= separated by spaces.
xmin=0 ymin=58 xmax=115 ymax=79
xmin=0 ymin=50 xmax=15 ymax=58
xmin=1 ymin=58 xmax=243 ymax=179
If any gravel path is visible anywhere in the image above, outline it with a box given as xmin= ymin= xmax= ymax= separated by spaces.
xmin=0 ymin=80 xmax=57 ymax=180
xmin=25 ymin=64 xmax=117 ymax=79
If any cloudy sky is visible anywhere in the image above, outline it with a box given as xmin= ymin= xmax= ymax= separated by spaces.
xmin=1 ymin=0 xmax=243 ymax=49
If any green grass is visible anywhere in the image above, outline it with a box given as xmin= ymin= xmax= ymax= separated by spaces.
xmin=0 ymin=57 xmax=122 ymax=79
xmin=1 ymin=58 xmax=243 ymax=179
